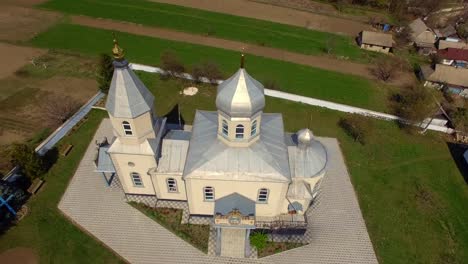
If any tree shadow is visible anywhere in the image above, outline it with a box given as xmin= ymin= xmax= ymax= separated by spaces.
xmin=446 ymin=142 xmax=468 ymax=184
xmin=164 ymin=104 xmax=185 ymax=128
xmin=42 ymin=147 xmax=59 ymax=172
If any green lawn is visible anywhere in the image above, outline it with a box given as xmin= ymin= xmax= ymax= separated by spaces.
xmin=0 ymin=75 xmax=466 ymax=263
xmin=29 ymin=23 xmax=390 ymax=112
xmin=0 ymin=110 xmax=123 ymax=263
xmin=39 ymin=0 xmax=380 ymax=62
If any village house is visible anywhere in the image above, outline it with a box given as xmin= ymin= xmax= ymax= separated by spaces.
xmin=437 ymin=39 xmax=468 ymax=50
xmin=96 ymin=40 xmax=328 ymax=258
xmin=434 ymin=25 xmax=458 ymax=39
xmin=357 ymin=30 xmax=394 ymax=54
xmin=409 ymin=18 xmax=437 ymax=55
xmin=420 ymin=64 xmax=468 ymax=96
xmin=437 ymin=48 xmax=468 ymax=68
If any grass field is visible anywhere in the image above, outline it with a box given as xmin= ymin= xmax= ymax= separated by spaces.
xmin=0 ymin=74 xmax=466 ymax=263
xmin=0 ymin=110 xmax=123 ymax=263
xmin=39 ymin=0 xmax=379 ymax=62
xmin=29 ymin=23 xmax=391 ymax=112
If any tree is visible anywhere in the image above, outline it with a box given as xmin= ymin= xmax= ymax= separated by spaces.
xmin=395 ymin=26 xmax=412 ymax=47
xmin=8 ymin=143 xmax=45 ymax=180
xmin=263 ymin=79 xmax=282 ymax=91
xmin=448 ymin=107 xmax=468 ymax=132
xmin=97 ymin=53 xmax=114 ymax=94
xmin=41 ymin=94 xmax=80 ymax=127
xmin=391 ymin=84 xmax=438 ymax=125
xmin=160 ymin=50 xmax=185 ymax=77
xmin=338 ymin=115 xmax=373 ymax=145
xmin=191 ymin=61 xmax=223 ymax=84
xmin=371 ymin=57 xmax=398 ymax=82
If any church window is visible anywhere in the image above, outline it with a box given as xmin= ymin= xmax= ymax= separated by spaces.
xmin=251 ymin=120 xmax=257 ymax=136
xmin=131 ymin=172 xmax=143 ymax=187
xmin=235 ymin=125 xmax=244 ymax=139
xmin=257 ymin=188 xmax=269 ymax=203
xmin=122 ymin=121 xmax=133 ymax=136
xmin=204 ymin=186 xmax=214 ymax=201
xmin=222 ymin=120 xmax=228 ymax=136
xmin=166 ymin=178 xmax=178 ymax=193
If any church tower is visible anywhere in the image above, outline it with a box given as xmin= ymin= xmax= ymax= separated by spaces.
xmin=215 ymin=54 xmax=265 ymax=147
xmin=105 ymin=38 xmax=163 ymax=198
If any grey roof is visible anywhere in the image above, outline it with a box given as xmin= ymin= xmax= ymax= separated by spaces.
xmin=156 ymin=130 xmax=191 ymax=174
xmin=105 ymin=60 xmax=155 ymax=118
xmin=183 ymin=111 xmax=290 ymax=182
xmin=409 ymin=18 xmax=436 ymax=46
xmin=438 ymin=40 xmax=468 ymax=50
xmin=215 ymin=193 xmax=255 ymax=216
xmin=427 ymin=64 xmax=468 ymax=87
xmin=95 ymin=146 xmax=115 ymax=173
xmin=286 ymin=132 xmax=327 ymax=178
xmin=360 ymin=31 xmax=394 ymax=47
xmin=434 ymin=25 xmax=457 ymax=38
xmin=287 ymin=180 xmax=313 ymax=200
xmin=215 ymin=68 xmax=265 ymax=117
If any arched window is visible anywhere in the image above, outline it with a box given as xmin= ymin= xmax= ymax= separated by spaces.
xmin=166 ymin=178 xmax=177 ymax=193
xmin=131 ymin=172 xmax=143 ymax=187
xmin=122 ymin=121 xmax=133 ymax=136
xmin=251 ymin=120 xmax=257 ymax=136
xmin=235 ymin=125 xmax=244 ymax=139
xmin=203 ymin=186 xmax=214 ymax=201
xmin=222 ymin=120 xmax=229 ymax=136
xmin=257 ymin=188 xmax=269 ymax=203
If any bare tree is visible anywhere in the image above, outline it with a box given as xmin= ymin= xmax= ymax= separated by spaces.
xmin=191 ymin=61 xmax=223 ymax=84
xmin=371 ymin=57 xmax=397 ymax=82
xmin=160 ymin=50 xmax=185 ymax=77
xmin=41 ymin=94 xmax=80 ymax=127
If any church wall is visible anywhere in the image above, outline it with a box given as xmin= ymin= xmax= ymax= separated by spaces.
xmin=109 ymin=112 xmax=156 ymax=145
xmin=152 ymin=174 xmax=187 ymax=201
xmin=185 ymin=178 xmax=288 ymax=217
xmin=110 ymin=153 xmax=157 ymax=196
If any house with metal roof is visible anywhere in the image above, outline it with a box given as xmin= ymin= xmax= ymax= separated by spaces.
xmin=409 ymin=18 xmax=437 ymax=55
xmin=97 ymin=41 xmax=329 ymax=258
xmin=420 ymin=64 xmax=468 ymax=96
xmin=357 ymin=30 xmax=395 ymax=54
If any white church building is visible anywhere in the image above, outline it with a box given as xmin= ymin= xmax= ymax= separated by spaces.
xmin=96 ymin=41 xmax=328 ymax=257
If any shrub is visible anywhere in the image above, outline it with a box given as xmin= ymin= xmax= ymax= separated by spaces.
xmin=160 ymin=50 xmax=185 ymax=77
xmin=191 ymin=61 xmax=223 ymax=84
xmin=97 ymin=53 xmax=114 ymax=93
xmin=8 ymin=143 xmax=45 ymax=180
xmin=391 ymin=84 xmax=437 ymax=125
xmin=338 ymin=115 xmax=373 ymax=145
xmin=263 ymin=79 xmax=281 ymax=91
xmin=250 ymin=231 xmax=268 ymax=251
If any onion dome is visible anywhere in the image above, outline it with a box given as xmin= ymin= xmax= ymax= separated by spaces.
xmin=105 ymin=37 xmax=154 ymax=118
xmin=294 ymin=128 xmax=327 ymax=177
xmin=215 ymin=55 xmax=265 ymax=117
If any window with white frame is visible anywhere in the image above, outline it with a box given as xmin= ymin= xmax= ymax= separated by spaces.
xmin=166 ymin=178 xmax=177 ymax=193
xmin=257 ymin=188 xmax=269 ymax=203
xmin=131 ymin=172 xmax=143 ymax=187
xmin=122 ymin=121 xmax=133 ymax=136
xmin=222 ymin=120 xmax=229 ymax=136
xmin=203 ymin=186 xmax=214 ymax=201
xmin=235 ymin=125 xmax=244 ymax=139
xmin=251 ymin=120 xmax=257 ymax=136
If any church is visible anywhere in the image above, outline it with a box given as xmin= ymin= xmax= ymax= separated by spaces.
xmin=97 ymin=40 xmax=327 ymax=257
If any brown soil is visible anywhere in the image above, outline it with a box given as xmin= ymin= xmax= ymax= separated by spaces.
xmin=0 ymin=5 xmax=62 ymax=42
xmin=150 ymin=0 xmax=372 ymax=36
xmin=72 ymin=15 xmax=414 ymax=85
xmin=0 ymin=42 xmax=46 ymax=79
xmin=0 ymin=247 xmax=39 ymax=264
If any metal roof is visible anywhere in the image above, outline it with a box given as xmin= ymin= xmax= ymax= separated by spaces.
xmin=409 ymin=18 xmax=436 ymax=46
xmin=183 ymin=111 xmax=290 ymax=182
xmin=287 ymin=180 xmax=313 ymax=200
xmin=215 ymin=68 xmax=265 ymax=117
xmin=215 ymin=193 xmax=255 ymax=216
xmin=427 ymin=64 xmax=468 ymax=87
xmin=105 ymin=60 xmax=155 ymax=118
xmin=95 ymin=146 xmax=116 ymax=173
xmin=156 ymin=130 xmax=191 ymax=174
xmin=360 ymin=30 xmax=394 ymax=47
xmin=286 ymin=132 xmax=327 ymax=178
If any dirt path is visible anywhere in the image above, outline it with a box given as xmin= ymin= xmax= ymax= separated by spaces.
xmin=0 ymin=42 xmax=46 ymax=79
xmin=149 ymin=0 xmax=372 ymax=36
xmin=0 ymin=247 xmax=39 ymax=264
xmin=72 ymin=16 xmax=379 ymax=79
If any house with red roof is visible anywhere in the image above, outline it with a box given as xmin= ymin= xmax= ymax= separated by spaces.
xmin=437 ymin=48 xmax=468 ymax=68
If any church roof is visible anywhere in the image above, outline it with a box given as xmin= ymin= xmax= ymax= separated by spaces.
xmin=286 ymin=132 xmax=327 ymax=178
xmin=215 ymin=68 xmax=265 ymax=117
xmin=156 ymin=130 xmax=191 ymax=174
xmin=105 ymin=60 xmax=155 ymax=118
xmin=215 ymin=193 xmax=255 ymax=216
xmin=287 ymin=180 xmax=313 ymax=200
xmin=183 ymin=111 xmax=290 ymax=182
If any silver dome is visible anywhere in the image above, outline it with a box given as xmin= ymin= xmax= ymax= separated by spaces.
xmin=297 ymin=128 xmax=314 ymax=147
xmin=294 ymin=129 xmax=327 ymax=177
xmin=216 ymin=68 xmax=265 ymax=117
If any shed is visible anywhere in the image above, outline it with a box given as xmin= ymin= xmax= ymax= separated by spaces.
xmin=358 ymin=31 xmax=394 ymax=54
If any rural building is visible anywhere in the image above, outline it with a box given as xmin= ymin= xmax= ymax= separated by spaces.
xmin=434 ymin=25 xmax=458 ymax=39
xmin=420 ymin=64 xmax=468 ymax=96
xmin=409 ymin=18 xmax=437 ymax=54
xmin=437 ymin=48 xmax=468 ymax=68
xmin=357 ymin=30 xmax=394 ymax=54
xmin=437 ymin=39 xmax=468 ymax=50
xmin=96 ymin=40 xmax=329 ymax=258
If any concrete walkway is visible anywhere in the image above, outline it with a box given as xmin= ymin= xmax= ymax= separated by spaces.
xmin=58 ymin=119 xmax=378 ymax=264
xmin=130 ymin=63 xmax=453 ymax=134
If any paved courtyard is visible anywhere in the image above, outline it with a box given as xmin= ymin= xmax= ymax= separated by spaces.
xmin=58 ymin=119 xmax=378 ymax=264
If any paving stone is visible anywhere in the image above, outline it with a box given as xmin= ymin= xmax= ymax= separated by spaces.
xmin=58 ymin=119 xmax=378 ymax=264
